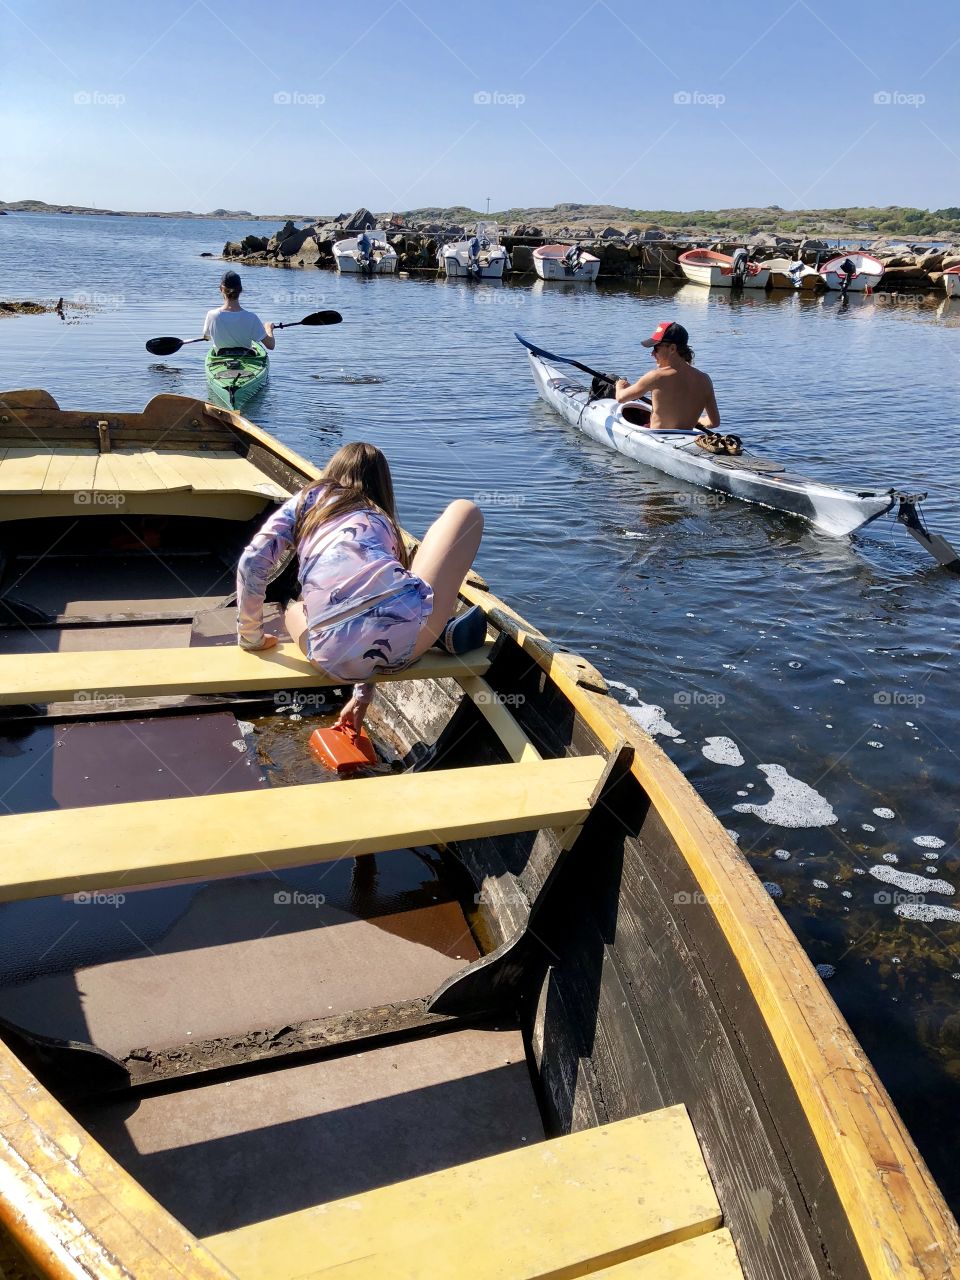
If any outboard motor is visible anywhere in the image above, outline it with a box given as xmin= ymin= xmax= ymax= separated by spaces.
xmin=467 ymin=235 xmax=482 ymax=280
xmin=357 ymin=231 xmax=373 ymax=275
xmin=838 ymin=257 xmax=856 ymax=296
xmin=730 ymin=247 xmax=750 ymax=286
xmin=563 ymin=244 xmax=584 ymax=275
xmin=788 ymin=261 xmax=805 ymax=289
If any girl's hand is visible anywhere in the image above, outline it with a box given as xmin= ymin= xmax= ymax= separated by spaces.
xmin=243 ymin=634 xmax=278 ymax=652
xmin=335 ymin=690 xmax=372 ymax=734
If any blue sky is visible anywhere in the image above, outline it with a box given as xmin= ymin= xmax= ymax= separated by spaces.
xmin=2 ymin=0 xmax=958 ymax=213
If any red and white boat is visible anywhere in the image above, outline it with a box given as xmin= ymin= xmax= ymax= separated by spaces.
xmin=818 ymin=251 xmax=883 ymax=293
xmin=943 ymin=264 xmax=960 ymax=298
xmin=678 ymin=248 xmax=770 ymax=289
xmin=532 ymin=243 xmax=600 ymax=282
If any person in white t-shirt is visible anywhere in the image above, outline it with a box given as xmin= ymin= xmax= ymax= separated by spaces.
xmin=203 ymin=271 xmax=276 ymax=353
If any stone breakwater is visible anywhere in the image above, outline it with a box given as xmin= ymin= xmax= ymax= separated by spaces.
xmin=220 ymin=218 xmax=960 ymax=290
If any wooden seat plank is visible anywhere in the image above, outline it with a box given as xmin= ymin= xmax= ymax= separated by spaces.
xmin=187 ymin=450 xmax=288 ymax=497
xmin=0 ymin=447 xmax=54 ymax=494
xmin=40 ymin=447 xmax=96 ymax=493
xmin=591 ymin=1230 xmax=743 ymax=1278
xmin=48 ymin=449 xmax=98 ymax=494
xmin=138 ymin=449 xmax=194 ymax=491
xmin=0 ymin=641 xmax=492 ymax=705
xmin=205 ymin=1106 xmax=721 ymax=1280
xmin=93 ymin=450 xmax=170 ymax=494
xmin=0 ymin=754 xmax=605 ymax=902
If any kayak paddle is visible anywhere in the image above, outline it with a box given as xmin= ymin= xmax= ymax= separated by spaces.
xmin=515 ymin=332 xmax=619 ymax=383
xmin=145 ymin=310 xmax=343 ymax=356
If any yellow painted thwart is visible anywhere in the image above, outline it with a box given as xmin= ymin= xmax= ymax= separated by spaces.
xmin=0 ymin=755 xmax=605 ymax=902
xmin=590 ymin=1229 xmax=743 ymax=1277
xmin=205 ymin=1106 xmax=721 ymax=1280
xmin=0 ymin=642 xmax=492 ymax=705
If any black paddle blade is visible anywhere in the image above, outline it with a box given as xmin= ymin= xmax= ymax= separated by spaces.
xmin=145 ymin=336 xmax=183 ymax=355
xmin=299 ymin=310 xmax=342 ymax=326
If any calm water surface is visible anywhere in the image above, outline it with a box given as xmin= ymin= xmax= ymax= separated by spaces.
xmin=2 ymin=213 xmax=960 ymax=1204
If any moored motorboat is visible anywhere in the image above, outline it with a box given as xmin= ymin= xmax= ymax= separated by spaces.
xmin=333 ymin=230 xmax=398 ymax=275
xmin=818 ymin=251 xmax=884 ymax=293
xmin=678 ymin=248 xmax=770 ymax=289
xmin=204 ymin=340 xmax=268 ymax=410
xmin=943 ymin=264 xmax=960 ymax=297
xmin=532 ymin=243 xmax=600 ymax=281
xmin=762 ymin=257 xmax=826 ymax=290
xmin=0 ymin=385 xmax=958 ymax=1277
xmin=439 ymin=222 xmax=510 ymax=280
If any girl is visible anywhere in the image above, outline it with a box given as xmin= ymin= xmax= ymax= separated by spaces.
xmin=237 ymin=443 xmax=484 ymax=731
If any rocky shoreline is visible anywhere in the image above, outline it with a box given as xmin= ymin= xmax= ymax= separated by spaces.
xmin=221 ymin=211 xmax=960 ymax=291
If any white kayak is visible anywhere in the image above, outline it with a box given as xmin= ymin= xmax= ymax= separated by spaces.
xmin=524 ymin=346 xmax=898 ymax=537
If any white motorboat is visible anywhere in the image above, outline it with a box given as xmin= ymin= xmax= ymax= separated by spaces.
xmin=333 ymin=231 xmax=398 ymax=275
xmin=678 ymin=248 xmax=770 ymax=289
xmin=532 ymin=243 xmax=600 ymax=282
xmin=818 ymin=252 xmax=883 ymax=293
xmin=439 ymin=222 xmax=510 ymax=280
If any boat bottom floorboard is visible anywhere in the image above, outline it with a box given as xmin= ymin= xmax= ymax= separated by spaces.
xmin=73 ymin=1025 xmax=543 ymax=1239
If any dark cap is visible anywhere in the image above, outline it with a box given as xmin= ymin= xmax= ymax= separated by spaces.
xmin=220 ymin=270 xmax=242 ymax=291
xmin=641 ymin=320 xmax=688 ymax=348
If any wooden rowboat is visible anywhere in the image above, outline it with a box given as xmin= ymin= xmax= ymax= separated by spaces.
xmin=0 ymin=386 xmax=957 ymax=1279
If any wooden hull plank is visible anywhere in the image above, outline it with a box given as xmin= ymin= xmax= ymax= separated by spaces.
xmin=0 ymin=1037 xmax=233 ymax=1278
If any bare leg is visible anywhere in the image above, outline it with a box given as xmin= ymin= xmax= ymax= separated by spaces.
xmin=284 ymin=599 xmax=310 ymax=655
xmin=409 ymin=500 xmax=484 ymax=659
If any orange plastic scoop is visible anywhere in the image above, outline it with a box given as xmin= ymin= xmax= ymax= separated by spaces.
xmin=309 ymin=725 xmax=378 ymax=774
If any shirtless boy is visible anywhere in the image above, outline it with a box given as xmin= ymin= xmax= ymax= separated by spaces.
xmin=615 ymin=321 xmax=719 ymax=430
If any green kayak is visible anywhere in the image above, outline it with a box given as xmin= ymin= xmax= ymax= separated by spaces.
xmin=205 ymin=342 xmax=269 ymax=410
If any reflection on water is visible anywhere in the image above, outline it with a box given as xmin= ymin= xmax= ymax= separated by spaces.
xmin=1 ymin=212 xmax=959 ymax=1207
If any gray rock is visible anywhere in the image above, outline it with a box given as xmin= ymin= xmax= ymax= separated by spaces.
xmin=918 ymin=250 xmax=945 ymax=272
xmin=222 ymin=241 xmax=243 ymax=257
xmin=344 ymin=207 xmax=376 ymax=232
xmin=599 ymin=226 xmax=624 ymax=240
xmin=511 ymin=244 xmax=535 ymax=272
xmin=278 ymin=226 xmax=317 ymax=257
xmin=241 ymin=234 xmax=268 ymax=255
xmin=296 ymin=236 xmax=321 ymax=263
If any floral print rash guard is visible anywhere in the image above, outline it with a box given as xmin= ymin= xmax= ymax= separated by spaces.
xmin=236 ymin=486 xmax=432 ymax=691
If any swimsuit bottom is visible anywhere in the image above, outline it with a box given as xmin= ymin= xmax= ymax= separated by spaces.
xmin=306 ymin=579 xmax=434 ymax=682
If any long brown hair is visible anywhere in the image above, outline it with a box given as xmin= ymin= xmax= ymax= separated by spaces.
xmin=294 ymin=442 xmax=408 ymax=567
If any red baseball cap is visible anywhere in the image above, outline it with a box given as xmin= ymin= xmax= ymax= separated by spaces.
xmin=641 ymin=320 xmax=688 ymax=348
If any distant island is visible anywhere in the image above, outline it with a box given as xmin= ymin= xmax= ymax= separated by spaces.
xmin=3 ymin=199 xmax=960 ymax=241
